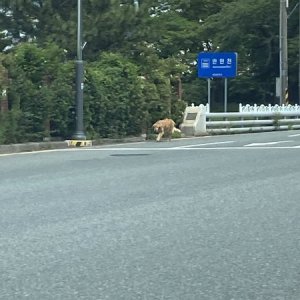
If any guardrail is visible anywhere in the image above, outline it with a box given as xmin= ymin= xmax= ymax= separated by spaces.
xmin=180 ymin=104 xmax=300 ymax=136
xmin=206 ymin=111 xmax=300 ymax=134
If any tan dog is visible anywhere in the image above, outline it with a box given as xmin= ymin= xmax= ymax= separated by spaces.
xmin=152 ymin=118 xmax=181 ymax=141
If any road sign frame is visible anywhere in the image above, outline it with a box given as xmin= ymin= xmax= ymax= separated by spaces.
xmin=198 ymin=52 xmax=238 ymax=78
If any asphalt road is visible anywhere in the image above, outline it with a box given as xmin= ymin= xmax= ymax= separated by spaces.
xmin=1 ymin=131 xmax=300 ymax=300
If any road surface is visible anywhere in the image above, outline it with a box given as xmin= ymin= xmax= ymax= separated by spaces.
xmin=1 ymin=131 xmax=300 ymax=300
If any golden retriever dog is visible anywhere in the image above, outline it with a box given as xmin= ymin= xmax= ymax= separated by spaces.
xmin=152 ymin=118 xmax=181 ymax=141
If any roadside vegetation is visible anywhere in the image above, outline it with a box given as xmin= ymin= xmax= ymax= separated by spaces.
xmin=0 ymin=0 xmax=298 ymax=143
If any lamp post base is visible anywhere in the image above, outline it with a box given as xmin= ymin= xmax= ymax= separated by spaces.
xmin=72 ymin=131 xmax=86 ymax=140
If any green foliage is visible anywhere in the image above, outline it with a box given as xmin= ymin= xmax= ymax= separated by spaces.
xmin=200 ymin=0 xmax=280 ymax=104
xmin=2 ymin=42 xmax=74 ymax=142
xmin=0 ymin=109 xmax=23 ymax=144
xmin=0 ymin=0 xmax=299 ymax=143
xmin=85 ymin=52 xmax=146 ymax=138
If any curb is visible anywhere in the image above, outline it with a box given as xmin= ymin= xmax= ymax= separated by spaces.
xmin=0 ymin=141 xmax=69 ymax=155
xmin=66 ymin=140 xmax=93 ymax=147
xmin=0 ymin=136 xmax=146 ymax=155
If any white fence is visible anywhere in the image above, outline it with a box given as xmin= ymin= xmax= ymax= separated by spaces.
xmin=239 ymin=103 xmax=300 ymax=113
xmin=180 ymin=104 xmax=300 ymax=136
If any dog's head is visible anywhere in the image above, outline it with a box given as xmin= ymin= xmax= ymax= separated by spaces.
xmin=152 ymin=122 xmax=162 ymax=133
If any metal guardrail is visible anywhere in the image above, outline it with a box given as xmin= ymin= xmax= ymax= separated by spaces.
xmin=206 ymin=111 xmax=300 ymax=134
xmin=180 ymin=104 xmax=300 ymax=136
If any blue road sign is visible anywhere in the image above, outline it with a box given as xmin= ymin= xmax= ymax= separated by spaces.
xmin=198 ymin=52 xmax=238 ymax=78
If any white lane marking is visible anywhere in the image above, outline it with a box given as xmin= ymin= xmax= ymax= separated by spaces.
xmin=100 ymin=141 xmax=146 ymax=147
xmin=0 ymin=142 xmax=148 ymax=157
xmin=0 ymin=149 xmax=67 ymax=157
xmin=244 ymin=141 xmax=292 ymax=147
xmin=288 ymin=133 xmax=300 ymax=137
xmin=1 ymin=145 xmax=300 ymax=157
xmin=172 ymin=141 xmax=235 ymax=149
xmin=81 ymin=146 xmax=300 ymax=151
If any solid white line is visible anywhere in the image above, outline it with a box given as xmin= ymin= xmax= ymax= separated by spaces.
xmin=288 ymin=133 xmax=300 ymax=137
xmin=0 ymin=149 xmax=69 ymax=157
xmin=172 ymin=141 xmax=235 ymax=149
xmin=244 ymin=141 xmax=292 ymax=147
xmin=81 ymin=146 xmax=300 ymax=151
xmin=83 ymin=147 xmax=183 ymax=151
xmin=1 ymin=145 xmax=300 ymax=157
xmin=100 ymin=141 xmax=146 ymax=147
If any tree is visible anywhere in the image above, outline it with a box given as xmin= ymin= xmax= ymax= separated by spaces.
xmin=200 ymin=0 xmax=280 ymax=105
xmin=1 ymin=0 xmax=299 ymax=144
xmin=3 ymin=42 xmax=74 ymax=141
xmin=84 ymin=52 xmax=146 ymax=138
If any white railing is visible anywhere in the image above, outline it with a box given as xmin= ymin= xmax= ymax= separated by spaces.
xmin=189 ymin=103 xmax=210 ymax=112
xmin=207 ymin=112 xmax=300 ymax=134
xmin=239 ymin=103 xmax=300 ymax=113
xmin=180 ymin=104 xmax=300 ymax=136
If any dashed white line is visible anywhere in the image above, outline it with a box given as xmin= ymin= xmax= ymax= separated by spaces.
xmin=244 ymin=141 xmax=292 ymax=147
xmin=172 ymin=141 xmax=235 ymax=149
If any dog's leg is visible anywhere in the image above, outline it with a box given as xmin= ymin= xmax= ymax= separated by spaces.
xmin=168 ymin=128 xmax=172 ymax=141
xmin=156 ymin=128 xmax=164 ymax=141
xmin=156 ymin=132 xmax=163 ymax=141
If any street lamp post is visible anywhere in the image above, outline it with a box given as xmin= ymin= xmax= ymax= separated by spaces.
xmin=73 ymin=0 xmax=86 ymax=140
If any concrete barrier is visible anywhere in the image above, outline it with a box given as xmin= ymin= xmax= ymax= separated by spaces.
xmin=180 ymin=104 xmax=207 ymax=136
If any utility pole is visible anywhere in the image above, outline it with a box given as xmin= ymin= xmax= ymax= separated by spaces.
xmin=133 ymin=0 xmax=139 ymax=12
xmin=279 ymin=0 xmax=289 ymax=105
xmin=298 ymin=0 xmax=300 ymax=104
xmin=286 ymin=0 xmax=300 ymax=104
xmin=73 ymin=0 xmax=86 ymax=140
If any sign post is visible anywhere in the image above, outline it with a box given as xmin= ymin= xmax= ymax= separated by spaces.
xmin=224 ymin=78 xmax=228 ymax=112
xmin=207 ymin=78 xmax=211 ymax=108
xmin=198 ymin=52 xmax=238 ymax=112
